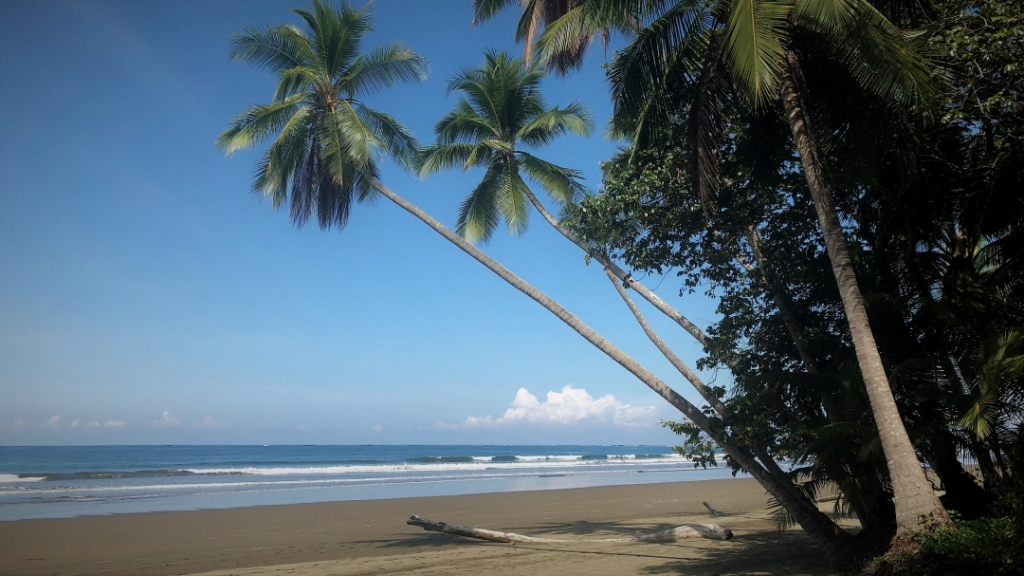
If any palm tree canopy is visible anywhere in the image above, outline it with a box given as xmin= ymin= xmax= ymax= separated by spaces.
xmin=472 ymin=0 xmax=625 ymax=73
xmin=216 ymin=0 xmax=428 ymax=230
xmin=417 ymin=50 xmax=593 ymax=243
xmin=500 ymin=0 xmax=938 ymax=212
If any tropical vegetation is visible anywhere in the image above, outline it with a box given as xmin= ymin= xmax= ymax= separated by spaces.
xmin=222 ymin=0 xmax=1023 ymax=570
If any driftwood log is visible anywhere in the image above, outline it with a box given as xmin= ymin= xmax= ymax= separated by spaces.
xmin=633 ymin=524 xmax=733 ymax=542
xmin=407 ymin=515 xmax=733 ymax=543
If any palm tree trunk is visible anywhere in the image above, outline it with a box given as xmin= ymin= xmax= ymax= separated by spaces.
xmin=520 ymin=189 xmax=720 ymax=355
xmin=602 ymin=266 xmax=727 ymax=416
xmin=745 ymin=227 xmax=821 ymax=373
xmin=372 ymin=181 xmax=858 ymax=562
xmin=743 ymin=226 xmax=846 ymax=423
xmin=374 ymin=182 xmax=704 ymax=423
xmin=779 ymin=52 xmax=949 ymax=534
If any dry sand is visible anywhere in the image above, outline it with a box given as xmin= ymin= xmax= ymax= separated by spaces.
xmin=0 ymin=478 xmax=852 ymax=576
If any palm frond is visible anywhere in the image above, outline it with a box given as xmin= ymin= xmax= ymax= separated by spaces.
xmin=804 ymin=0 xmax=940 ymax=112
xmin=457 ymin=165 xmax=505 ymax=243
xmin=447 ymin=64 xmax=502 ymax=121
xmin=518 ymin=151 xmax=586 ymax=204
xmin=608 ymin=1 xmax=711 ymax=143
xmin=722 ymin=0 xmax=792 ymax=108
xmin=792 ymin=0 xmax=857 ymax=31
xmin=518 ymin=101 xmax=594 ymax=146
xmin=533 ymin=0 xmax=640 ymax=74
xmin=417 ymin=142 xmax=485 ymax=177
xmin=472 ymin=0 xmax=522 ymax=25
xmin=320 ymin=101 xmax=379 ymax=197
xmin=253 ymin=116 xmax=309 ymax=209
xmin=294 ymin=0 xmax=371 ymax=79
xmin=354 ymin=104 xmax=420 ymax=170
xmin=516 ymin=0 xmax=545 ymax=66
xmin=346 ymin=42 xmax=429 ymax=97
xmin=435 ymin=101 xmax=500 ymax=144
xmin=217 ymin=94 xmax=307 ymax=154
xmin=273 ymin=66 xmax=319 ymax=102
xmin=502 ymin=169 xmax=533 ymax=235
xmin=229 ymin=24 xmax=312 ymax=73
xmin=686 ymin=33 xmax=730 ymax=211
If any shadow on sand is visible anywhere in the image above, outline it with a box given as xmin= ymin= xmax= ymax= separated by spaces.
xmin=390 ymin=516 xmax=839 ymax=575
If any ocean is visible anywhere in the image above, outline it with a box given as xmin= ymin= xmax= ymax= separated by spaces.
xmin=0 ymin=445 xmax=743 ymax=521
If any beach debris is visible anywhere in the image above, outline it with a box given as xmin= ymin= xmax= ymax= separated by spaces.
xmin=406 ymin=515 xmax=733 ymax=543
xmin=703 ymin=501 xmax=720 ymax=515
xmin=407 ymin=515 xmax=565 ymax=543
xmin=633 ymin=523 xmax=733 ymax=542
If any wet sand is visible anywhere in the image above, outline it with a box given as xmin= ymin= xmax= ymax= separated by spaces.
xmin=0 ymin=478 xmax=846 ymax=576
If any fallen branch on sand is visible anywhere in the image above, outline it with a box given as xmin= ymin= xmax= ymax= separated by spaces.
xmin=407 ymin=515 xmax=733 ymax=544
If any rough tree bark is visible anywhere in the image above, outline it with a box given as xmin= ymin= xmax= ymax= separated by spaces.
xmin=780 ymin=51 xmax=949 ymax=534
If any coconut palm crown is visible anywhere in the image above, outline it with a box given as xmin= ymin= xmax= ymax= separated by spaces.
xmin=417 ymin=50 xmax=593 ymax=243
xmin=216 ymin=0 xmax=427 ymax=230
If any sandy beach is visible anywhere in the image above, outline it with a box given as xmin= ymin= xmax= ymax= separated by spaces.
xmin=0 ymin=478 xmax=850 ymax=576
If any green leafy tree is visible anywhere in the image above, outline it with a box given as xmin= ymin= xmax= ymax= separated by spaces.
xmin=478 ymin=0 xmax=950 ymax=534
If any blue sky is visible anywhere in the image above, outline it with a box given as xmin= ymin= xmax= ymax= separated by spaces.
xmin=0 ymin=0 xmax=722 ymax=445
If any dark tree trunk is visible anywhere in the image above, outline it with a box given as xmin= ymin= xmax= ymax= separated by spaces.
xmin=779 ymin=52 xmax=949 ymax=534
xmin=919 ymin=432 xmax=991 ymax=519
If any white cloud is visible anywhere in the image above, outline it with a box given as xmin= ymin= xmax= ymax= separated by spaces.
xmin=8 ymin=419 xmax=26 ymax=430
xmin=458 ymin=385 xmax=657 ymax=429
xmin=70 ymin=419 xmax=80 ymax=428
xmin=372 ymin=424 xmax=383 ymax=432
xmin=194 ymin=416 xmax=225 ymax=429
xmin=152 ymin=411 xmax=180 ymax=427
xmin=85 ymin=420 xmax=125 ymax=429
xmin=44 ymin=415 xmax=61 ymax=428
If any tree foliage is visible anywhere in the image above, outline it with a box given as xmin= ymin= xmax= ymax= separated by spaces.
xmin=566 ymin=0 xmax=1024 ymax=547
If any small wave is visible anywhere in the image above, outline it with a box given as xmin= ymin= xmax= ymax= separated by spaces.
xmin=15 ymin=470 xmax=199 ymax=481
xmin=0 ymin=474 xmax=46 ymax=483
xmin=2 ymin=470 xmax=199 ymax=482
xmin=514 ymin=455 xmax=582 ymax=462
xmin=4 ymin=455 xmax=690 ymax=483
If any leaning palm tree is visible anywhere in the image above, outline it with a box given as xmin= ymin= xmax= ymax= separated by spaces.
xmin=220 ymin=2 xmax=853 ymax=561
xmin=421 ymin=49 xmax=732 ymax=420
xmin=479 ymin=0 xmax=950 ymax=535
xmin=417 ymin=50 xmax=592 ymax=243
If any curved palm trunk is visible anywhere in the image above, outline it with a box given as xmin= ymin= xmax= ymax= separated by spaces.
xmin=373 ymin=181 xmax=857 ymax=562
xmin=520 ymin=189 xmax=730 ymax=362
xmin=603 ymin=266 xmax=727 ymax=416
xmin=779 ymin=53 xmax=949 ymax=533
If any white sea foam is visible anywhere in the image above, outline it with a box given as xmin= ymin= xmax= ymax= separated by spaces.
xmin=0 ymin=467 xmax=691 ymax=498
xmin=0 ymin=474 xmax=45 ymax=483
xmin=514 ymin=455 xmax=582 ymax=462
xmin=181 ymin=456 xmax=692 ymax=476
